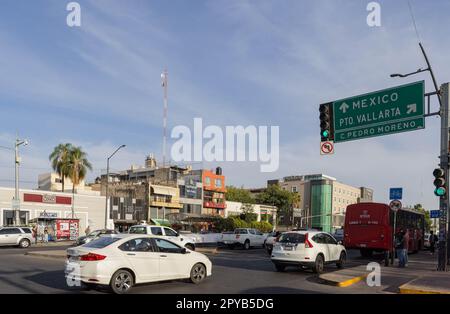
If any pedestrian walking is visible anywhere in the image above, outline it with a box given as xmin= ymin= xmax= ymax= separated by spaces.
xmin=403 ymin=229 xmax=410 ymax=266
xmin=85 ymin=225 xmax=91 ymax=236
xmin=44 ymin=228 xmax=49 ymax=243
xmin=429 ymin=230 xmax=438 ymax=255
xmin=32 ymin=224 xmax=38 ymax=245
xmin=395 ymin=229 xmax=406 ymax=267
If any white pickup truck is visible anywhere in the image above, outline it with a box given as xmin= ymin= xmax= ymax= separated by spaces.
xmin=220 ymin=228 xmax=266 ymax=250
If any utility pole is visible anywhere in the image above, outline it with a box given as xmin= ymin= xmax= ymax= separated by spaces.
xmin=13 ymin=138 xmax=28 ymax=226
xmin=438 ymin=83 xmax=450 ymax=271
xmin=161 ymin=69 xmax=168 ymax=168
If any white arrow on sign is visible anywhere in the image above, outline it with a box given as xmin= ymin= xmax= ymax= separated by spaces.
xmin=339 ymin=102 xmax=349 ymax=113
xmin=406 ymin=103 xmax=417 ymax=114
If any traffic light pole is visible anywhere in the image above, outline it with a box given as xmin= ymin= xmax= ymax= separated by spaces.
xmin=438 ymin=83 xmax=450 ymax=271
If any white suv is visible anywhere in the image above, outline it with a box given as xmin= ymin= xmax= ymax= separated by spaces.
xmin=271 ymin=231 xmax=346 ymax=273
xmin=129 ymin=225 xmax=196 ymax=251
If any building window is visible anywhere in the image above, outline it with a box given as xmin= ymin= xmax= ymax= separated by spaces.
xmin=205 ymin=177 xmax=211 ymax=186
xmin=215 ymin=179 xmax=222 ymax=188
xmin=292 ymin=186 xmax=298 ymax=193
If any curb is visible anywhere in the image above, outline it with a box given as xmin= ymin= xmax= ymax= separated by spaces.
xmin=319 ymin=273 xmax=368 ymax=287
xmin=196 ymin=247 xmax=218 ymax=254
xmin=25 ymin=251 xmax=67 ymax=260
xmin=399 ymin=285 xmax=450 ymax=294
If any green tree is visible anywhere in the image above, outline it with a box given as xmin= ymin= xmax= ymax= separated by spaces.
xmin=240 ymin=203 xmax=258 ymax=223
xmin=49 ymin=143 xmax=73 ymax=191
xmin=66 ymin=146 xmax=92 ymax=218
xmin=226 ymin=186 xmax=255 ymax=204
xmin=414 ymin=204 xmax=432 ymax=232
xmin=256 ymin=184 xmax=298 ymax=225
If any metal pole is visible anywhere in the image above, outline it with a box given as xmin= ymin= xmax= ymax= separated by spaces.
xmin=438 ymin=83 xmax=449 ymax=271
xmin=14 ymin=140 xmax=19 ymax=226
xmin=104 ymin=145 xmax=126 ymax=229
xmin=104 ymin=158 xmax=110 ymax=229
xmin=391 ymin=211 xmax=397 ymax=265
xmin=162 ymin=70 xmax=168 ymax=168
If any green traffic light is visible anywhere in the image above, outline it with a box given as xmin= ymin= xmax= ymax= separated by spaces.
xmin=435 ymin=187 xmax=446 ymax=197
xmin=322 ymin=130 xmax=329 ymax=138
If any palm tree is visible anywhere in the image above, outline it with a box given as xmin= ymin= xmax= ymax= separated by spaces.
xmin=66 ymin=146 xmax=93 ymax=218
xmin=49 ymin=143 xmax=73 ymax=191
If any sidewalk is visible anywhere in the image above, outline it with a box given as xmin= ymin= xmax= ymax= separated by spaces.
xmin=319 ymin=251 xmax=450 ymax=293
xmin=32 ymin=241 xmax=75 ymax=247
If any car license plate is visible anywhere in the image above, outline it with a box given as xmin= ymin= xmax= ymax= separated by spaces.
xmin=359 ymin=244 xmax=367 ymax=248
xmin=284 ymin=246 xmax=293 ymax=251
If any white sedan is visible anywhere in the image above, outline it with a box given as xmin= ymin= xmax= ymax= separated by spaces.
xmin=271 ymin=231 xmax=346 ymax=273
xmin=65 ymin=234 xmax=212 ymax=294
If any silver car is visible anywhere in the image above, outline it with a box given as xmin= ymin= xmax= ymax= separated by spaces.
xmin=0 ymin=227 xmax=34 ymax=248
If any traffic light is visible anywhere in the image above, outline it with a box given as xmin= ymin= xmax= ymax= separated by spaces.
xmin=319 ymin=103 xmax=333 ymax=141
xmin=433 ymin=168 xmax=446 ymax=197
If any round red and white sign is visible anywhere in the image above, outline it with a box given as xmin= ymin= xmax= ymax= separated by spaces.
xmin=389 ymin=199 xmax=402 ymax=212
xmin=320 ymin=141 xmax=334 ymax=155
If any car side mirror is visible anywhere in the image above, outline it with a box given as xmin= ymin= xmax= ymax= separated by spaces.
xmin=338 ymin=241 xmax=343 ymax=245
xmin=181 ymin=248 xmax=189 ymax=254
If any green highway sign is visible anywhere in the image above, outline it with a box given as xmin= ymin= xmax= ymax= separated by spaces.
xmin=333 ymin=81 xmax=425 ymax=143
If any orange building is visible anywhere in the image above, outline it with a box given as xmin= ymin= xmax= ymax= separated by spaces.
xmin=200 ymin=168 xmax=226 ymax=216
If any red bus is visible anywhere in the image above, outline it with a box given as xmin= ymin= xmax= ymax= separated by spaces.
xmin=344 ymin=202 xmax=425 ymax=264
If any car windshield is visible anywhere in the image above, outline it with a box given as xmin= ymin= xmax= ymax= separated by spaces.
xmin=129 ymin=227 xmax=147 ymax=234
xmin=83 ymin=236 xmax=122 ymax=248
xmin=279 ymin=233 xmax=305 ymax=244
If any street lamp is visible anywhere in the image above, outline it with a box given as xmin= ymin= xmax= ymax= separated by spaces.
xmin=389 ymin=42 xmax=442 ymax=107
xmin=14 ymin=138 xmax=28 ymax=226
xmin=104 ymin=144 xmax=126 ymax=229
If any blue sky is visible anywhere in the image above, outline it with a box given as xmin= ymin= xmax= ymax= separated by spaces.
xmin=1 ymin=0 xmax=449 ymax=210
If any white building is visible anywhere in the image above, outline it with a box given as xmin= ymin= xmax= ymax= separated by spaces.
xmin=225 ymin=201 xmax=277 ymax=226
xmin=0 ymin=187 xmax=106 ymax=236
xmin=38 ymin=172 xmax=100 ymax=195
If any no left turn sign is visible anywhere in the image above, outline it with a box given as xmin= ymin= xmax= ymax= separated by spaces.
xmin=320 ymin=141 xmax=334 ymax=155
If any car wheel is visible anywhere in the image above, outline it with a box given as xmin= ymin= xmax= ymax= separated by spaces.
xmin=190 ymin=263 xmax=207 ymax=284
xmin=110 ymin=269 xmax=134 ymax=294
xmin=185 ymin=243 xmax=195 ymax=251
xmin=19 ymin=239 xmax=30 ymax=248
xmin=336 ymin=251 xmax=346 ymax=269
xmin=243 ymin=240 xmax=250 ymax=250
xmin=274 ymin=264 xmax=285 ymax=272
xmin=313 ymin=254 xmax=324 ymax=274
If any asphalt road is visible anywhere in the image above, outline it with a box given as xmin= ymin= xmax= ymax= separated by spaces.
xmin=0 ymin=245 xmax=389 ymax=294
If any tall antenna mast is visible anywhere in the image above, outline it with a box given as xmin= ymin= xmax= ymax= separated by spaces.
xmin=161 ymin=69 xmax=168 ymax=168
